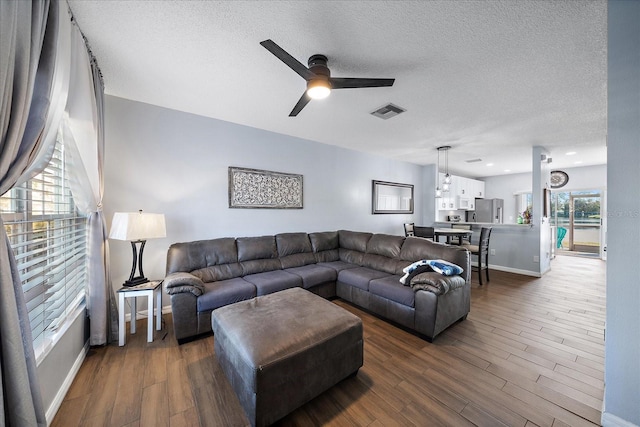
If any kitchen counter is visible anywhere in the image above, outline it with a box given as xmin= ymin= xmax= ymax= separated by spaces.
xmin=435 ymin=221 xmax=534 ymax=228
xmin=433 ymin=221 xmax=546 ymax=278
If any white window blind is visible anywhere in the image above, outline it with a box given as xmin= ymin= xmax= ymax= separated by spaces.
xmin=1 ymin=134 xmax=87 ymax=357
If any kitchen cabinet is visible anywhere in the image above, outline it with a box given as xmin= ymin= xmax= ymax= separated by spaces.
xmin=454 ymin=177 xmax=474 ymax=210
xmin=436 ymin=174 xmax=485 ymax=211
xmin=437 ymin=173 xmax=457 ymax=210
xmin=456 ymin=176 xmax=469 ymax=197
xmin=468 ymin=179 xmax=485 ymax=198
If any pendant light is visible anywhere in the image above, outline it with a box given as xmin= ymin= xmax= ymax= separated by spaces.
xmin=435 ymin=146 xmax=442 ymax=198
xmin=438 ymin=146 xmax=452 ymax=192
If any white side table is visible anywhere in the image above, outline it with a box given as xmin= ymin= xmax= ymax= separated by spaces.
xmin=117 ymin=280 xmax=163 ymax=346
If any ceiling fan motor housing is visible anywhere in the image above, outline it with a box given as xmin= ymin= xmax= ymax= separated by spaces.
xmin=308 ymin=54 xmax=330 ymax=79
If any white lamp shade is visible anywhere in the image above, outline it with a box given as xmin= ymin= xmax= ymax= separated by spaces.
xmin=109 ymin=212 xmax=166 ymax=241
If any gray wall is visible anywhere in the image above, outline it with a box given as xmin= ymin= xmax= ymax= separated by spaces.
xmin=38 ymin=309 xmax=87 ymax=423
xmin=604 ymin=1 xmax=640 ymax=425
xmin=104 ymin=96 xmax=424 ymax=307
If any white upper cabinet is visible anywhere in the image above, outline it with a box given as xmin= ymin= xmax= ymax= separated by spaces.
xmin=472 ymin=180 xmax=485 ymax=198
xmin=435 ymin=173 xmax=485 ymax=211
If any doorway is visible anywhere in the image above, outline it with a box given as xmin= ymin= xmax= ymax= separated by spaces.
xmin=551 ymin=190 xmax=602 ymax=257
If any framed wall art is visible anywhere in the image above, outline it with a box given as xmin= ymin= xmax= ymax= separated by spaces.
xmin=228 ymin=167 xmax=303 ymax=209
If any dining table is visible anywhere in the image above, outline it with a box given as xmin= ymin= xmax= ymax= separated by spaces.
xmin=433 ymin=228 xmax=473 ymax=245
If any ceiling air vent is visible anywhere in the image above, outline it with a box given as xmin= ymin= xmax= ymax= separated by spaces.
xmin=465 ymin=158 xmax=483 ymax=163
xmin=370 ymin=103 xmax=406 ymax=120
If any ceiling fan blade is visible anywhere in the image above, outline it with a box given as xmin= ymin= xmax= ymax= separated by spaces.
xmin=260 ymin=39 xmax=315 ymax=81
xmin=289 ymin=92 xmax=312 ymax=117
xmin=330 ymin=77 xmax=395 ymax=89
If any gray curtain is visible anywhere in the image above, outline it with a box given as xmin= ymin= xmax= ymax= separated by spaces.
xmin=63 ymin=19 xmax=118 ymax=344
xmin=0 ymin=1 xmax=57 ymax=425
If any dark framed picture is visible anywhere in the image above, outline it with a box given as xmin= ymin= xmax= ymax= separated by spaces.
xmin=372 ymin=180 xmax=414 ymax=214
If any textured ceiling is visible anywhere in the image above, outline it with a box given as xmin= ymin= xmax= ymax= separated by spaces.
xmin=67 ymin=0 xmax=607 ymax=178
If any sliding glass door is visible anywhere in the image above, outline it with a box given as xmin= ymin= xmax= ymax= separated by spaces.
xmin=551 ymin=190 xmax=601 ymax=257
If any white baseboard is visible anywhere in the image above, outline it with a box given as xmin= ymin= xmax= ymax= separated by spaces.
xmin=602 ymin=412 xmax=640 ymax=427
xmin=45 ymin=340 xmax=89 ymax=425
xmin=470 ymin=262 xmax=542 ymax=278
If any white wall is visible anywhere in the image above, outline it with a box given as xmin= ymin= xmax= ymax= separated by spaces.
xmin=482 ymin=164 xmax=607 ymax=224
xmin=603 ymin=1 xmax=640 ymax=426
xmin=104 ymin=96 xmax=425 ymax=309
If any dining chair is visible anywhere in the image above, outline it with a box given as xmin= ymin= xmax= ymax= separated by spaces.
xmin=404 ymin=223 xmax=415 ymax=237
xmin=413 ymin=226 xmax=435 ymax=240
xmin=462 ymin=227 xmax=492 ymax=286
xmin=451 ymin=223 xmax=472 ymax=245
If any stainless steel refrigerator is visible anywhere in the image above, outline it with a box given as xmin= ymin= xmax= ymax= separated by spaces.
xmin=474 ymin=198 xmax=504 ymax=223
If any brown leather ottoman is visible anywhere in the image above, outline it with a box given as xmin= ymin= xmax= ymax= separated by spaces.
xmin=212 ymin=287 xmax=363 ymax=427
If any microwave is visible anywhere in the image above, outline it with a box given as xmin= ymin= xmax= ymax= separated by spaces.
xmin=457 ymin=196 xmax=474 ymax=210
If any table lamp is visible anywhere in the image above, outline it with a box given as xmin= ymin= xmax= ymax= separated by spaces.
xmin=109 ymin=210 xmax=166 ymax=286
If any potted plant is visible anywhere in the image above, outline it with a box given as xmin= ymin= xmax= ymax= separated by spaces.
xmin=522 ymin=206 xmax=532 ymax=224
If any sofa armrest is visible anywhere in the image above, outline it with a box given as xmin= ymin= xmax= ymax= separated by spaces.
xmin=164 ymin=272 xmax=205 ymax=296
xmin=403 ymin=265 xmax=466 ymax=296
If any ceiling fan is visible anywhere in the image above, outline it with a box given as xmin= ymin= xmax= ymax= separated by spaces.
xmin=260 ymin=39 xmax=395 ymax=117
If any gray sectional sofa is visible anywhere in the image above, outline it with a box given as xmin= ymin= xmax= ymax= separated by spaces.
xmin=164 ymin=230 xmax=471 ymax=343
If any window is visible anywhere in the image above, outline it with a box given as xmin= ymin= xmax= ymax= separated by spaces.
xmin=516 ymin=193 xmax=533 ymax=217
xmin=1 ymin=131 xmax=87 ymax=359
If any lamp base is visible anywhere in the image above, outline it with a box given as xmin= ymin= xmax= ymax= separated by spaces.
xmin=123 ymin=276 xmax=149 ymax=287
xmin=123 ymin=240 xmax=149 ymax=287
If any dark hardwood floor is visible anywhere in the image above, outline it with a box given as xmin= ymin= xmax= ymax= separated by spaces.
xmin=52 ymin=254 xmax=605 ymax=426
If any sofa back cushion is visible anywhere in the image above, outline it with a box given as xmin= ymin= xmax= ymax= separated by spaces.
xmin=237 ymin=236 xmax=281 ymax=275
xmin=398 ymin=237 xmax=470 ymax=282
xmin=166 ymin=238 xmax=243 ymax=281
xmin=338 ymin=230 xmax=373 ymax=265
xmin=309 ymin=231 xmax=340 ymax=262
xmin=363 ymin=234 xmax=406 ymax=274
xmin=276 ymin=232 xmax=316 ymax=268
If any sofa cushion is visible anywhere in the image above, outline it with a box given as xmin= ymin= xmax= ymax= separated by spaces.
xmin=369 ymin=276 xmax=415 ymax=307
xmin=398 ymin=237 xmax=442 ymax=262
xmin=197 ymin=278 xmax=257 ymax=313
xmin=366 ymin=234 xmax=405 ymax=259
xmin=276 ymin=233 xmax=316 ymax=268
xmin=317 ymin=261 xmax=360 ymax=273
xmin=285 ymin=264 xmax=337 ymax=289
xmin=337 ymin=267 xmax=390 ymax=291
xmin=166 ymin=237 xmax=239 ymax=275
xmin=237 ymin=236 xmax=281 ymax=275
xmin=192 ymin=263 xmax=244 ymax=282
xmin=243 ymin=270 xmax=303 ymax=296
xmin=339 ymin=230 xmax=372 ymax=252
xmin=339 ymin=230 xmax=371 ymax=266
xmin=237 ymin=235 xmax=277 ymax=261
xmin=309 ymin=231 xmax=340 ymax=262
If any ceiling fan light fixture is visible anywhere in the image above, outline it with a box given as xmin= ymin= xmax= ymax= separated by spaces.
xmin=306 ymin=79 xmax=331 ymax=99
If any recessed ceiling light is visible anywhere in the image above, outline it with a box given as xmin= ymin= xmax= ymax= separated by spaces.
xmin=574 ymin=160 xmax=583 ymax=164
xmin=486 ymin=163 xmax=494 ymax=167
xmin=566 ymin=151 xmax=577 ymax=155
xmin=504 ymin=169 xmax=511 ymax=173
